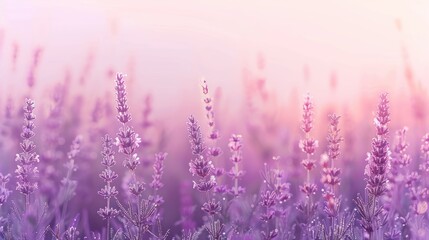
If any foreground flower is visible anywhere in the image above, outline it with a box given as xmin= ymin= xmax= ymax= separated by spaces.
xmin=15 ymin=98 xmax=39 ymax=209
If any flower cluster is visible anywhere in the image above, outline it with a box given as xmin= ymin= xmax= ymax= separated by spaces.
xmin=187 ymin=115 xmax=224 ymax=238
xmin=115 ymin=73 xmax=131 ymax=124
xmin=259 ymin=158 xmax=292 ymax=239
xmin=321 ymin=114 xmax=343 ymax=218
xmin=298 ymin=94 xmax=318 ymax=219
xmin=114 ymin=73 xmax=144 ymax=197
xmin=15 ymin=99 xmax=39 ymax=204
xmin=201 ymin=80 xmax=225 ymax=194
xmin=98 ymin=135 xmax=119 ymax=220
xmin=385 ymin=127 xmax=411 ymax=212
xmin=201 ymin=79 xmax=219 ymax=141
xmin=356 ymin=93 xmax=391 ymax=237
xmin=419 ymin=133 xmax=429 ymax=172
xmin=227 ymin=134 xmax=245 ymax=197
xmin=366 ymin=93 xmax=391 ymax=197
xmin=187 ymin=116 xmax=215 ymax=188
xmin=0 ymin=174 xmax=10 ymax=206
xmin=150 ymin=152 xmax=167 ymax=206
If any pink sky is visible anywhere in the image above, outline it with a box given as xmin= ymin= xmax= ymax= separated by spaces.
xmin=0 ymin=0 xmax=428 ymax=110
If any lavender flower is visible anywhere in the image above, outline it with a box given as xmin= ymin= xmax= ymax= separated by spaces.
xmin=366 ymin=93 xmax=391 ymax=197
xmin=201 ymin=80 xmax=219 ymax=141
xmin=115 ymin=73 xmax=131 ymax=124
xmin=60 ymin=135 xmax=82 ymax=203
xmin=98 ymin=135 xmax=119 ymax=239
xmin=260 ymin=158 xmax=291 ymax=239
xmin=113 ymin=72 xmax=167 ymax=240
xmin=385 ymin=127 xmax=411 ymax=213
xmin=201 ymin=80 xmax=225 ymax=195
xmin=356 ymin=93 xmax=391 ymax=238
xmin=187 ymin=115 xmax=223 ymax=238
xmin=419 ymin=133 xmax=429 ymax=172
xmin=228 ymin=134 xmax=245 ymax=197
xmin=0 ymin=174 xmax=10 ymax=206
xmin=321 ymin=114 xmax=343 ymax=218
xmin=298 ymin=94 xmax=318 ymax=220
xmin=15 ymin=98 xmax=39 ymax=208
xmin=187 ymin=116 xmax=216 ymax=188
xmin=114 ymin=73 xmax=144 ymax=197
xmin=202 ymin=199 xmax=221 ymax=216
xmin=150 ymin=152 xmax=167 ymax=206
xmin=187 ymin=116 xmax=206 ymax=157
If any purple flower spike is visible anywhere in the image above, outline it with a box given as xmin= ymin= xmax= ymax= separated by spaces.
xmin=0 ymin=173 xmax=10 ymax=206
xmin=366 ymin=93 xmax=391 ymax=198
xmin=98 ymin=135 xmax=119 ymax=239
xmin=187 ymin=116 xmax=206 ymax=156
xmin=115 ymin=73 xmax=131 ymax=124
xmin=301 ymin=93 xmax=314 ymax=134
xmin=15 ymin=98 xmax=39 ymax=207
xmin=228 ymin=134 xmax=245 ymax=197
xmin=150 ymin=152 xmax=167 ymax=191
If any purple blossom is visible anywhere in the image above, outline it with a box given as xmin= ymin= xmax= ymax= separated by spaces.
xmin=301 ymin=93 xmax=314 ymax=134
xmin=115 ymin=73 xmax=131 ymax=124
xmin=298 ymin=93 xmax=318 ymax=222
xmin=201 ymin=80 xmax=219 ymax=141
xmin=327 ymin=114 xmax=342 ymax=163
xmin=201 ymin=199 xmax=221 ymax=215
xmin=419 ymin=133 xmax=429 ymax=172
xmin=150 ymin=152 xmax=167 ymax=191
xmin=192 ymin=177 xmax=217 ymax=192
xmin=366 ymin=93 xmax=391 ymax=197
xmin=98 ymin=135 xmax=119 ymax=239
xmin=15 ymin=98 xmax=39 ymax=206
xmin=228 ymin=134 xmax=245 ymax=197
xmin=187 ymin=116 xmax=206 ymax=156
xmin=0 ymin=173 xmax=10 ymax=206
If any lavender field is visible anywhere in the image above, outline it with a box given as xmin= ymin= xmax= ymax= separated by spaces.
xmin=1 ymin=1 xmax=429 ymax=239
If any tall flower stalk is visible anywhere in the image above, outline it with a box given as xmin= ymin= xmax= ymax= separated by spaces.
xmin=321 ymin=114 xmax=342 ymax=218
xmin=113 ymin=73 xmax=164 ymax=240
xmin=98 ymin=135 xmax=119 ymax=240
xmin=114 ymin=73 xmax=144 ymax=198
xmin=356 ymin=93 xmax=391 ymax=239
xmin=227 ymin=134 xmax=244 ymax=197
xmin=0 ymin=174 xmax=10 ymax=206
xmin=15 ymin=98 xmax=39 ymax=210
xmin=149 ymin=152 xmax=167 ymax=220
xmin=187 ymin=116 xmax=223 ymax=239
xmin=298 ymin=94 xmax=318 ymax=221
xmin=201 ymin=80 xmax=225 ymax=195
xmin=260 ymin=157 xmax=292 ymax=239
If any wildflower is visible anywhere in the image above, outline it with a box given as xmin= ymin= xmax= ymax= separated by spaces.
xmin=201 ymin=79 xmax=219 ymax=141
xmin=114 ymin=73 xmax=144 ymax=198
xmin=419 ymin=134 xmax=429 ymax=172
xmin=193 ymin=177 xmax=216 ymax=192
xmin=201 ymin=199 xmax=221 ymax=215
xmin=115 ymin=73 xmax=131 ymax=124
xmin=228 ymin=134 xmax=245 ymax=197
xmin=356 ymin=93 xmax=391 ymax=237
xmin=187 ymin=116 xmax=206 ymax=156
xmin=366 ymin=93 xmax=391 ymax=197
xmin=0 ymin=173 xmax=10 ymax=206
xmin=15 ymin=99 xmax=39 ymax=207
xmin=301 ymin=94 xmax=314 ymax=133
xmin=298 ymin=94 xmax=318 ymax=221
xmin=150 ymin=152 xmax=167 ymax=191
xmin=98 ymin=135 xmax=120 ymax=239
xmin=189 ymin=156 xmax=213 ymax=178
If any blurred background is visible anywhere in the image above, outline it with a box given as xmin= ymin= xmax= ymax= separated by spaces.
xmin=0 ymin=0 xmax=429 ymax=235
